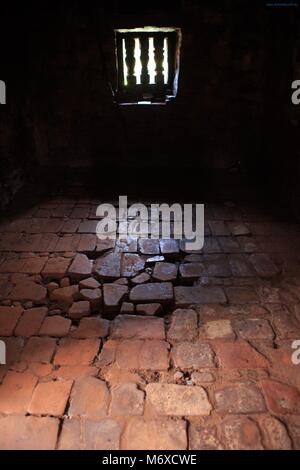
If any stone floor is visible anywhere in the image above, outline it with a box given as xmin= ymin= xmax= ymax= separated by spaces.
xmin=0 ymin=196 xmax=300 ymax=450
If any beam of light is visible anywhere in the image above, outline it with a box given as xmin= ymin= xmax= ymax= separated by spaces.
xmin=148 ymin=37 xmax=156 ymax=84
xmin=122 ymin=38 xmax=128 ymax=86
xmin=134 ymin=38 xmax=142 ymax=85
xmin=163 ymin=37 xmax=169 ymax=84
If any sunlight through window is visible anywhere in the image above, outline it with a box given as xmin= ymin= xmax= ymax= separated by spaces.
xmin=122 ymin=39 xmax=128 ymax=86
xmin=148 ymin=37 xmax=156 ymax=84
xmin=163 ymin=38 xmax=169 ymax=84
xmin=134 ymin=38 xmax=142 ymax=85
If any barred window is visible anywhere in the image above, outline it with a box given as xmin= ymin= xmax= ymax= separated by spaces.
xmin=115 ymin=27 xmax=182 ymax=105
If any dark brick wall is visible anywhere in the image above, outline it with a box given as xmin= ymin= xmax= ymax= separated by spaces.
xmin=0 ymin=1 xmax=300 ymax=205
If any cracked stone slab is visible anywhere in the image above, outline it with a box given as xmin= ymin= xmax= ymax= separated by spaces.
xmin=174 ymin=286 xmax=227 ymax=307
xmin=94 ymin=253 xmax=121 ymax=280
xmin=130 ymin=282 xmax=174 ymax=304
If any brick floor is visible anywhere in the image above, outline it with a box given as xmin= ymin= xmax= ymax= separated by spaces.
xmin=0 ymin=198 xmax=300 ymax=449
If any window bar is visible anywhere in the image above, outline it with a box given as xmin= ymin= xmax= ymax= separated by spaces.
xmin=134 ymin=38 xmax=142 ymax=85
xmin=163 ymin=37 xmax=169 ymax=85
xmin=154 ymin=36 xmax=165 ymax=86
xmin=125 ymin=37 xmax=136 ymax=86
xmin=148 ymin=37 xmax=156 ymax=84
xmin=140 ymin=36 xmax=150 ymax=85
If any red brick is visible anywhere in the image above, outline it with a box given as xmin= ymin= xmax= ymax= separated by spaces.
xmin=50 ymin=285 xmax=79 ymax=310
xmin=261 ymin=379 xmax=300 ymax=415
xmin=52 ymin=365 xmax=98 ymax=381
xmin=42 ymin=257 xmax=71 ymax=280
xmin=189 ymin=424 xmax=223 ymax=450
xmin=122 ymin=418 xmax=187 ymax=450
xmin=167 ymin=309 xmax=198 ymax=342
xmin=14 ymin=307 xmax=47 ymax=337
xmin=114 ymin=339 xmax=170 ymax=371
xmin=71 ymin=317 xmax=110 ymax=339
xmin=59 ymin=418 xmax=121 ymax=450
xmin=225 ymin=287 xmax=259 ymax=304
xmin=171 ymin=342 xmax=215 ymax=369
xmin=110 ymin=382 xmax=144 ymax=416
xmin=68 ymin=376 xmax=109 ymax=419
xmin=22 ymin=337 xmax=57 ymax=363
xmin=215 ymin=341 xmax=269 ymax=369
xmin=55 ymin=235 xmax=81 ymax=252
xmin=20 ymin=256 xmax=48 ymax=274
xmin=28 ymin=379 xmax=73 ymax=416
xmin=257 ymin=415 xmax=292 ymax=450
xmin=68 ymin=254 xmax=93 ymax=280
xmin=0 ymin=416 xmax=59 ymax=450
xmin=0 ymin=371 xmax=38 ymax=413
xmin=233 ymin=318 xmax=275 ymax=340
xmin=221 ymin=416 xmax=263 ymax=450
xmin=54 ymin=338 xmax=100 ymax=366
xmin=146 ymin=383 xmax=212 ymax=416
xmin=215 ymin=382 xmax=266 ymax=414
xmin=39 ymin=316 xmax=71 ymax=337
xmin=0 ymin=306 xmax=23 ymax=336
xmin=10 ymin=280 xmax=47 ymax=304
xmin=68 ymin=301 xmax=90 ymax=319
xmin=112 ymin=315 xmax=165 ymax=340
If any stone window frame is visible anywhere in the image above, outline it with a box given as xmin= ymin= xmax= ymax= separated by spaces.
xmin=114 ymin=27 xmax=182 ymax=105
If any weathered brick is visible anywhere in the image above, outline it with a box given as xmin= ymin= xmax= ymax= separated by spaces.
xmin=94 ymin=253 xmax=121 ymax=280
xmin=215 ymin=341 xmax=269 ymax=369
xmin=233 ymin=318 xmax=275 ymax=340
xmin=153 ymin=262 xmax=178 ymax=281
xmin=189 ymin=423 xmax=223 ymax=450
xmin=42 ymin=257 xmax=71 ymax=280
xmin=115 ymin=340 xmax=169 ymax=370
xmin=199 ymin=319 xmax=235 ymax=340
xmin=130 ymin=282 xmax=174 ymax=304
xmin=68 ymin=301 xmax=90 ymax=320
xmin=221 ymin=416 xmax=263 ymax=450
xmin=167 ymin=309 xmax=198 ymax=342
xmin=261 ymin=379 xmax=300 ymax=415
xmin=146 ymin=383 xmax=212 ymax=416
xmin=174 ymin=286 xmax=226 ymax=307
xmin=249 ymin=253 xmax=279 ymax=278
xmin=112 ymin=315 xmax=165 ymax=340
xmin=121 ymin=254 xmax=145 ymax=277
xmin=0 ymin=371 xmax=38 ymax=414
xmin=257 ymin=415 xmax=292 ymax=450
xmin=0 ymin=416 xmax=59 ymax=450
xmin=215 ymin=382 xmax=266 ymax=414
xmin=68 ymin=254 xmax=93 ymax=280
xmin=54 ymin=338 xmax=100 ymax=366
xmin=0 ymin=306 xmax=23 ymax=336
xmin=122 ymin=418 xmax=187 ymax=450
xmin=68 ymin=376 xmax=109 ymax=419
xmin=39 ymin=316 xmax=71 ymax=337
xmin=59 ymin=418 xmax=121 ymax=450
xmin=10 ymin=281 xmax=47 ymax=304
xmin=14 ymin=307 xmax=47 ymax=337
xmin=179 ymin=263 xmax=205 ymax=280
xmin=71 ymin=317 xmax=109 ymax=339
xmin=50 ymin=285 xmax=79 ymax=310
xmin=22 ymin=337 xmax=57 ymax=363
xmin=110 ymin=382 xmax=144 ymax=416
xmin=172 ymin=342 xmax=215 ymax=369
xmin=103 ymin=284 xmax=128 ymax=311
xmin=28 ymin=379 xmax=73 ymax=416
